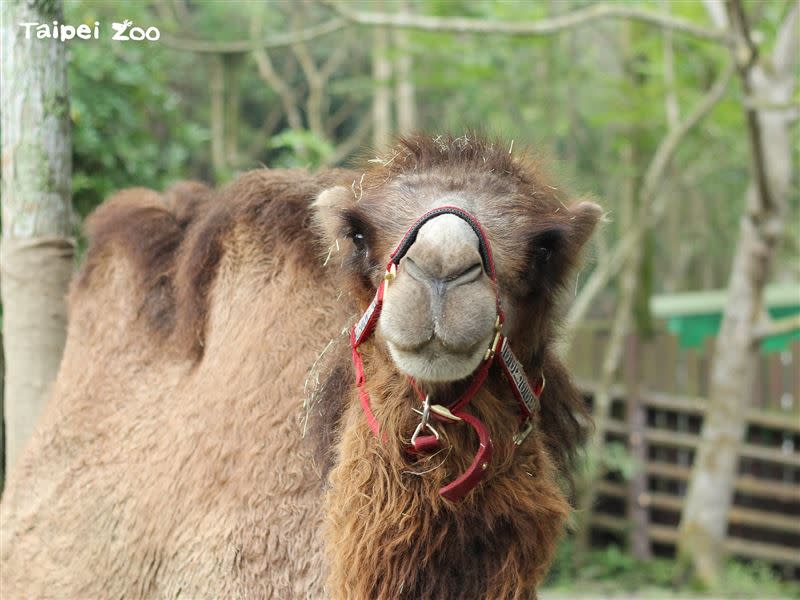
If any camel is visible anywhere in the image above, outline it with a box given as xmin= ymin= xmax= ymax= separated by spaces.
xmin=0 ymin=134 xmax=601 ymax=599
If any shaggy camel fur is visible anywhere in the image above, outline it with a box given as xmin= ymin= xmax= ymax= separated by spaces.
xmin=0 ymin=134 xmax=600 ymax=599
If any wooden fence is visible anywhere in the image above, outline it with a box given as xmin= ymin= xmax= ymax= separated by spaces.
xmin=566 ymin=322 xmax=800 ymax=575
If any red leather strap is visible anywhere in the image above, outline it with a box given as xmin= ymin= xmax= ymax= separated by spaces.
xmin=352 ymin=280 xmax=386 ymax=348
xmin=447 ymin=354 xmax=493 ymax=414
xmin=411 ymin=435 xmax=440 ymax=453
xmin=351 ymin=329 xmax=381 ymax=437
xmin=439 ymin=411 xmax=493 ymax=502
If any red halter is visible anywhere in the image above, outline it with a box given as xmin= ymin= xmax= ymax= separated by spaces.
xmin=350 ymin=206 xmax=544 ymax=502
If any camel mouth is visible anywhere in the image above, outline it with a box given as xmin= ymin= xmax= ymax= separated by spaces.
xmin=385 ymin=332 xmax=494 ymax=383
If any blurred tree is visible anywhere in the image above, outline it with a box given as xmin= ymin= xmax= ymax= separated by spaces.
xmin=394 ymin=0 xmax=417 ymax=135
xmin=677 ymin=0 xmax=799 ymax=587
xmin=371 ymin=0 xmax=392 ymax=148
xmin=1 ymin=0 xmax=74 ymax=469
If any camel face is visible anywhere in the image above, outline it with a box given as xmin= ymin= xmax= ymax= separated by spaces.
xmin=314 ymin=135 xmax=602 ymax=391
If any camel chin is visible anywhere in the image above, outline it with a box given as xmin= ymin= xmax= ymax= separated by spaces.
xmin=385 ymin=333 xmax=493 ymax=383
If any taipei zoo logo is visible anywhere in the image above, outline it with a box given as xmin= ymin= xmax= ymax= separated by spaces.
xmin=20 ymin=19 xmax=160 ymax=42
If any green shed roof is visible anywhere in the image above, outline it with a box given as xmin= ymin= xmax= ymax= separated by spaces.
xmin=650 ymin=284 xmax=800 ymax=353
xmin=651 ymin=284 xmax=800 ymax=318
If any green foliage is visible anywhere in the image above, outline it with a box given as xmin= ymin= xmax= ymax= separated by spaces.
xmin=546 ymin=539 xmax=800 ymax=598
xmin=576 ymin=441 xmax=639 ymax=486
xmin=66 ymin=2 xmax=208 ymax=218
xmin=267 ymin=129 xmax=334 ymax=169
xmin=602 ymin=441 xmax=639 ymax=480
xmin=59 ymin=0 xmax=798 ymax=291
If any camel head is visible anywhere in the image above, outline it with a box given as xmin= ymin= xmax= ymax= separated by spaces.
xmin=314 ymin=134 xmax=601 ymax=389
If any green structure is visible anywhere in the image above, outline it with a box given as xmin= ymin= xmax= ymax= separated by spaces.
xmin=650 ymin=284 xmax=800 ymax=353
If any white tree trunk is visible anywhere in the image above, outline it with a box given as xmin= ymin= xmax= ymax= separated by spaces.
xmin=209 ymin=54 xmax=226 ymax=179
xmin=372 ymin=0 xmax=392 ymax=148
xmin=1 ymin=0 xmax=74 ymax=470
xmin=394 ymin=0 xmax=416 ymax=135
xmin=678 ymin=1 xmax=798 ymax=585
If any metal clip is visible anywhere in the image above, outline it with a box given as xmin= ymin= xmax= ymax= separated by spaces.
xmin=411 ymin=395 xmax=439 ymax=446
xmin=513 ymin=420 xmax=533 ymax=446
xmin=430 ymin=404 xmax=462 ymax=422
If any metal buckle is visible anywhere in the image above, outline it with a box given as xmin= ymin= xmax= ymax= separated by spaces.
xmin=384 ymin=263 xmax=397 ymax=287
xmin=513 ymin=420 xmax=533 ymax=446
xmin=484 ymin=316 xmax=503 ymax=361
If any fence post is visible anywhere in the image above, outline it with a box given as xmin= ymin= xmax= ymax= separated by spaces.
xmin=624 ymin=332 xmax=651 ymax=559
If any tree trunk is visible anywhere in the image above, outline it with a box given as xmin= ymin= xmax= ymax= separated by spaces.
xmin=394 ymin=0 xmax=416 ymax=135
xmin=1 ymin=0 xmax=74 ymax=471
xmin=677 ymin=0 xmax=798 ymax=586
xmin=0 ymin=326 xmax=5 ymax=491
xmin=372 ymin=0 xmax=392 ymax=149
xmin=624 ymin=333 xmax=650 ymax=560
xmin=209 ymin=54 xmax=226 ymax=180
xmin=574 ymin=138 xmax=641 ymax=563
xmin=224 ymin=55 xmax=241 ymax=171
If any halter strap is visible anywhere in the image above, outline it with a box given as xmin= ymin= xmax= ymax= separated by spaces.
xmin=350 ymin=206 xmax=543 ymax=502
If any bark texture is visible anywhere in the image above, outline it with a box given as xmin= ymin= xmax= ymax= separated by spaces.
xmin=394 ymin=0 xmax=416 ymax=135
xmin=677 ymin=0 xmax=798 ymax=586
xmin=209 ymin=54 xmax=226 ymax=179
xmin=371 ymin=1 xmax=392 ymax=149
xmin=0 ymin=0 xmax=74 ymax=470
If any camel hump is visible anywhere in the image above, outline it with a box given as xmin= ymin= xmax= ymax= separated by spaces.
xmin=71 ymin=169 xmax=355 ymax=360
xmin=74 ymin=182 xmax=210 ymax=340
xmin=163 ymin=180 xmax=212 ymax=225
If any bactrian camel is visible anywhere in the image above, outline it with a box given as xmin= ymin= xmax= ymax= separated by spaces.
xmin=1 ymin=134 xmax=601 ymax=599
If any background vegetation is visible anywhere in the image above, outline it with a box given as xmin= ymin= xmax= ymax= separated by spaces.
xmin=65 ymin=0 xmax=798 ymax=291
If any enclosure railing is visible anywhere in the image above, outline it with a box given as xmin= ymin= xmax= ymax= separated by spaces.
xmin=567 ymin=321 xmax=800 ymax=575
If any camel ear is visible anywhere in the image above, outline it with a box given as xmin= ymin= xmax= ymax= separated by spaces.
xmin=569 ymin=200 xmax=603 ymax=250
xmin=313 ymin=185 xmax=355 ymax=246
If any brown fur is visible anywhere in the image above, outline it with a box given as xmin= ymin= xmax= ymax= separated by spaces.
xmin=0 ymin=134 xmax=599 ymax=599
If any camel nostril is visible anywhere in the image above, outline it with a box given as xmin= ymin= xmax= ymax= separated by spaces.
xmin=446 ymin=262 xmax=482 ymax=286
xmin=404 ymin=257 xmax=428 ymax=284
xmin=404 ymin=257 xmax=483 ymax=290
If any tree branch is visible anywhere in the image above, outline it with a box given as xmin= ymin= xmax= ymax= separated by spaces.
xmin=325 ymin=1 xmax=732 ymax=45
xmin=703 ymin=0 xmax=728 ymax=29
xmin=158 ymin=17 xmax=347 ymax=54
xmin=249 ymin=15 xmax=304 ymax=133
xmin=323 ymin=117 xmax=372 ymax=167
xmin=754 ymin=314 xmax=800 ymax=341
xmin=563 ymin=61 xmax=735 ymax=345
xmin=773 ymin=1 xmax=799 ymax=75
xmin=727 ymin=0 xmax=774 ymax=213
xmin=290 ymin=8 xmax=326 ymax=138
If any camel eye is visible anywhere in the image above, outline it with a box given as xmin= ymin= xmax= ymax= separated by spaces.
xmin=535 ymin=246 xmax=553 ymax=263
xmin=351 ymin=232 xmax=367 ymax=253
xmin=530 ymin=229 xmax=564 ymax=264
xmin=525 ymin=227 xmax=566 ymax=287
xmin=342 ymin=210 xmax=371 ymax=257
